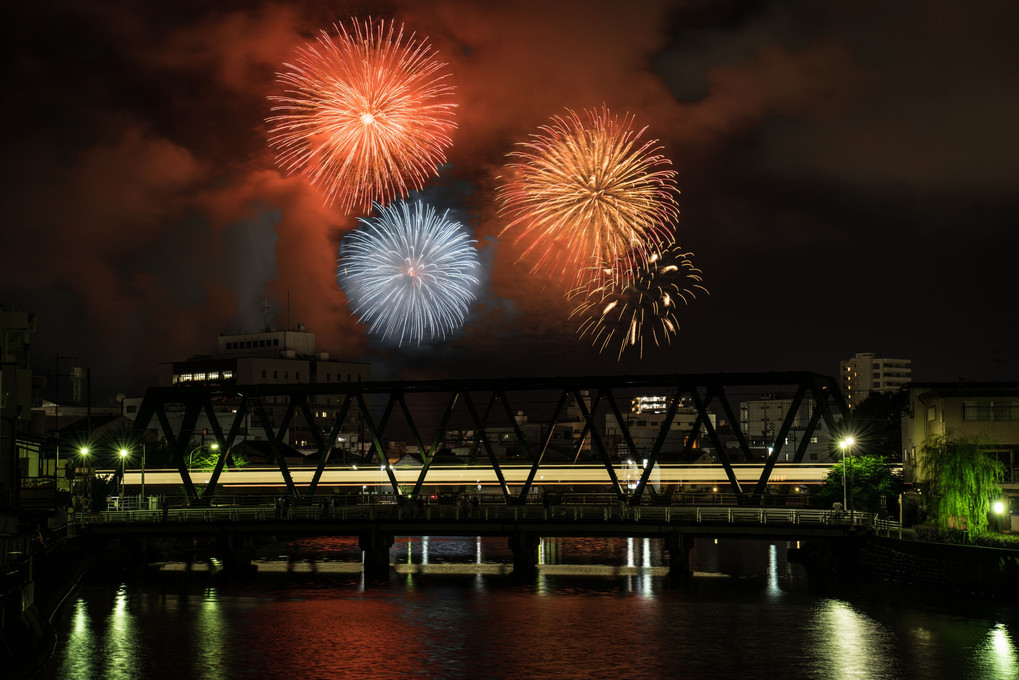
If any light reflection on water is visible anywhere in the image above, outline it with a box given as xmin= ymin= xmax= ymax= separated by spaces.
xmin=41 ymin=538 xmax=1019 ymax=680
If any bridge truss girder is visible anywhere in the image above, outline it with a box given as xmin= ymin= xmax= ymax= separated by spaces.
xmin=128 ymin=372 xmax=849 ymax=505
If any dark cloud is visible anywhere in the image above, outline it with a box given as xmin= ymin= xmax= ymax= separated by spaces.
xmin=2 ymin=0 xmax=1017 ymax=401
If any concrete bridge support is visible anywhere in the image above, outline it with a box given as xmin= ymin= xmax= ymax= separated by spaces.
xmin=359 ymin=531 xmax=394 ymax=581
xmin=509 ymin=532 xmax=540 ymax=578
xmin=664 ymin=533 xmax=694 ymax=583
xmin=217 ymin=533 xmax=256 ymax=576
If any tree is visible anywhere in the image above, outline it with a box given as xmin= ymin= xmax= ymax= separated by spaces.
xmin=921 ymin=433 xmax=1005 ymax=534
xmin=845 ymin=390 xmax=908 ymax=460
xmin=816 ymin=454 xmax=904 ymax=513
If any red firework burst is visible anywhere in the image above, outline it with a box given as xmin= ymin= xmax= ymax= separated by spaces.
xmin=267 ymin=18 xmax=457 ymax=212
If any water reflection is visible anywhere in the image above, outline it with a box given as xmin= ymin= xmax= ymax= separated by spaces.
xmin=811 ymin=600 xmax=896 ymax=680
xmin=193 ymin=588 xmax=225 ymax=680
xmin=103 ymin=584 xmax=139 ymax=679
xmin=60 ymin=598 xmax=94 ymax=679
xmin=973 ymin=623 xmax=1018 ymax=679
xmin=41 ymin=539 xmax=1019 ymax=680
xmin=766 ymin=543 xmax=780 ymax=598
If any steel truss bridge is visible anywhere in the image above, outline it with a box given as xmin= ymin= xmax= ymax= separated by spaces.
xmin=129 ymin=371 xmax=849 ymax=507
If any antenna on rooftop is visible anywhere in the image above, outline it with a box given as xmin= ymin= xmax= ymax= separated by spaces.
xmin=262 ymin=299 xmax=270 ymax=332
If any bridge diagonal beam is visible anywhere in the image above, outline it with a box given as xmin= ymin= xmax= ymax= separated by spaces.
xmin=689 ymin=389 xmax=742 ymax=495
xmin=200 ymin=397 xmax=247 ymax=499
xmin=298 ymin=400 xmax=327 ymax=455
xmin=465 ymin=393 xmax=497 ymax=465
xmin=462 ymin=391 xmax=511 ymax=500
xmin=496 ymin=390 xmax=533 ymax=462
xmin=163 ymin=397 xmax=207 ymax=500
xmin=396 ymin=394 xmax=429 ymax=467
xmin=309 ymin=395 xmax=353 ymax=493
xmin=518 ymin=390 xmax=568 ymax=501
xmin=251 ymin=397 xmax=299 ymax=497
xmin=752 ymin=384 xmax=808 ymax=497
xmin=573 ymin=389 xmax=625 ymax=499
xmin=713 ymin=385 xmax=753 ymax=465
xmin=354 ymin=392 xmax=402 ymax=496
xmin=570 ymin=392 xmax=601 ymax=465
xmin=792 ymin=405 xmax=824 ymax=465
xmin=149 ymin=398 xmax=197 ymax=499
xmin=630 ymin=388 xmax=687 ymax=505
xmin=810 ymin=375 xmax=849 ymax=436
xmin=604 ymin=391 xmax=642 ymax=470
xmin=412 ymin=392 xmax=460 ymax=499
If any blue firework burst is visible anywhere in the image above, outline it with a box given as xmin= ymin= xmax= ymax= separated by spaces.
xmin=339 ymin=200 xmax=480 ymax=345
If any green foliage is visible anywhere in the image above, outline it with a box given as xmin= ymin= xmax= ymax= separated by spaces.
xmin=921 ymin=433 xmax=1005 ymax=534
xmin=190 ymin=446 xmax=248 ymax=470
xmin=816 ymin=454 xmax=904 ymax=512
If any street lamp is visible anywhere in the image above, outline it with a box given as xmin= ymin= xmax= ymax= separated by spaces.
xmin=118 ymin=448 xmax=129 ymax=502
xmin=79 ymin=447 xmax=91 ymax=514
xmin=839 ymin=436 xmax=855 ymax=523
xmin=189 ymin=442 xmax=219 ymax=474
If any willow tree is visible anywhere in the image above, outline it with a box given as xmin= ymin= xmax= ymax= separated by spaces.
xmin=921 ymin=433 xmax=1005 ymax=533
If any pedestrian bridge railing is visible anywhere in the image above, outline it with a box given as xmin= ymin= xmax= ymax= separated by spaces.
xmin=73 ymin=504 xmax=899 ymax=534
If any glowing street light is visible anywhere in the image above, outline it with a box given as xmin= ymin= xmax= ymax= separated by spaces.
xmin=839 ymin=436 xmax=855 ymax=522
xmin=189 ymin=442 xmax=219 ymax=475
xmin=118 ymin=448 xmax=129 ymax=501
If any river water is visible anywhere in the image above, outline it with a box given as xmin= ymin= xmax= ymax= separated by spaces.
xmin=39 ymin=537 xmax=1018 ymax=680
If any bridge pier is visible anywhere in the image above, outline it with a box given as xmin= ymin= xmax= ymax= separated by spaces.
xmin=509 ymin=532 xmax=540 ymax=578
xmin=359 ymin=531 xmax=394 ymax=581
xmin=218 ymin=533 xmax=256 ymax=576
xmin=664 ymin=533 xmax=694 ymax=583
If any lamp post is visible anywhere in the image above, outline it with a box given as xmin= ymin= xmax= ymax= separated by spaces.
xmin=190 ymin=442 xmax=219 ymax=474
xmin=118 ymin=448 xmax=128 ymax=504
xmin=80 ymin=447 xmax=90 ymax=515
xmin=839 ymin=436 xmax=855 ymax=523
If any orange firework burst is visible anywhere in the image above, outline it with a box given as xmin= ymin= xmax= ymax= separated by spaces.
xmin=497 ymin=107 xmax=679 ymax=287
xmin=267 ymin=18 xmax=456 ymax=212
xmin=569 ymin=243 xmax=707 ymax=360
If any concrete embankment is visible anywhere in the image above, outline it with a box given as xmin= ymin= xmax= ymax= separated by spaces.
xmin=857 ymin=535 xmax=1019 ymax=603
xmin=1 ymin=534 xmax=91 ymax=680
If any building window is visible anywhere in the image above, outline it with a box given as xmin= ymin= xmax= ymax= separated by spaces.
xmin=963 ymin=401 xmax=1019 ymax=421
xmin=273 ymin=371 xmax=278 ymax=379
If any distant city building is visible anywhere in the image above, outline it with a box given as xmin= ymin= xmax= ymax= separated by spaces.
xmin=901 ymin=382 xmax=1019 ymax=497
xmin=127 ymin=327 xmax=370 ymax=451
xmin=605 ymin=395 xmax=713 ymax=459
xmin=1 ymin=305 xmax=37 ymax=527
xmin=739 ymin=394 xmax=837 ymax=462
xmin=840 ymin=352 xmax=911 ymax=409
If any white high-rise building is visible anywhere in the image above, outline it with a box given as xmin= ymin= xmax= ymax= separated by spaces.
xmin=840 ymin=352 xmax=911 ymax=409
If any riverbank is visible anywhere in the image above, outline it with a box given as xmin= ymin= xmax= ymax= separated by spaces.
xmin=858 ymin=533 xmax=1019 ymax=603
xmin=1 ymin=533 xmax=91 ymax=680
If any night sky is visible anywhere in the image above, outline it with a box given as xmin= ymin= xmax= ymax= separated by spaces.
xmin=3 ymin=0 xmax=1017 ymax=403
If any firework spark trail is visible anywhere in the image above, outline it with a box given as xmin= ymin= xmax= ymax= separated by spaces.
xmin=569 ymin=244 xmax=708 ymax=360
xmin=267 ymin=18 xmax=456 ymax=212
xmin=497 ymin=107 xmax=679 ymax=288
xmin=339 ymin=200 xmax=480 ymax=346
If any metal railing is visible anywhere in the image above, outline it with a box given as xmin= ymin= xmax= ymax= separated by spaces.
xmin=73 ymin=503 xmax=899 ymax=533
